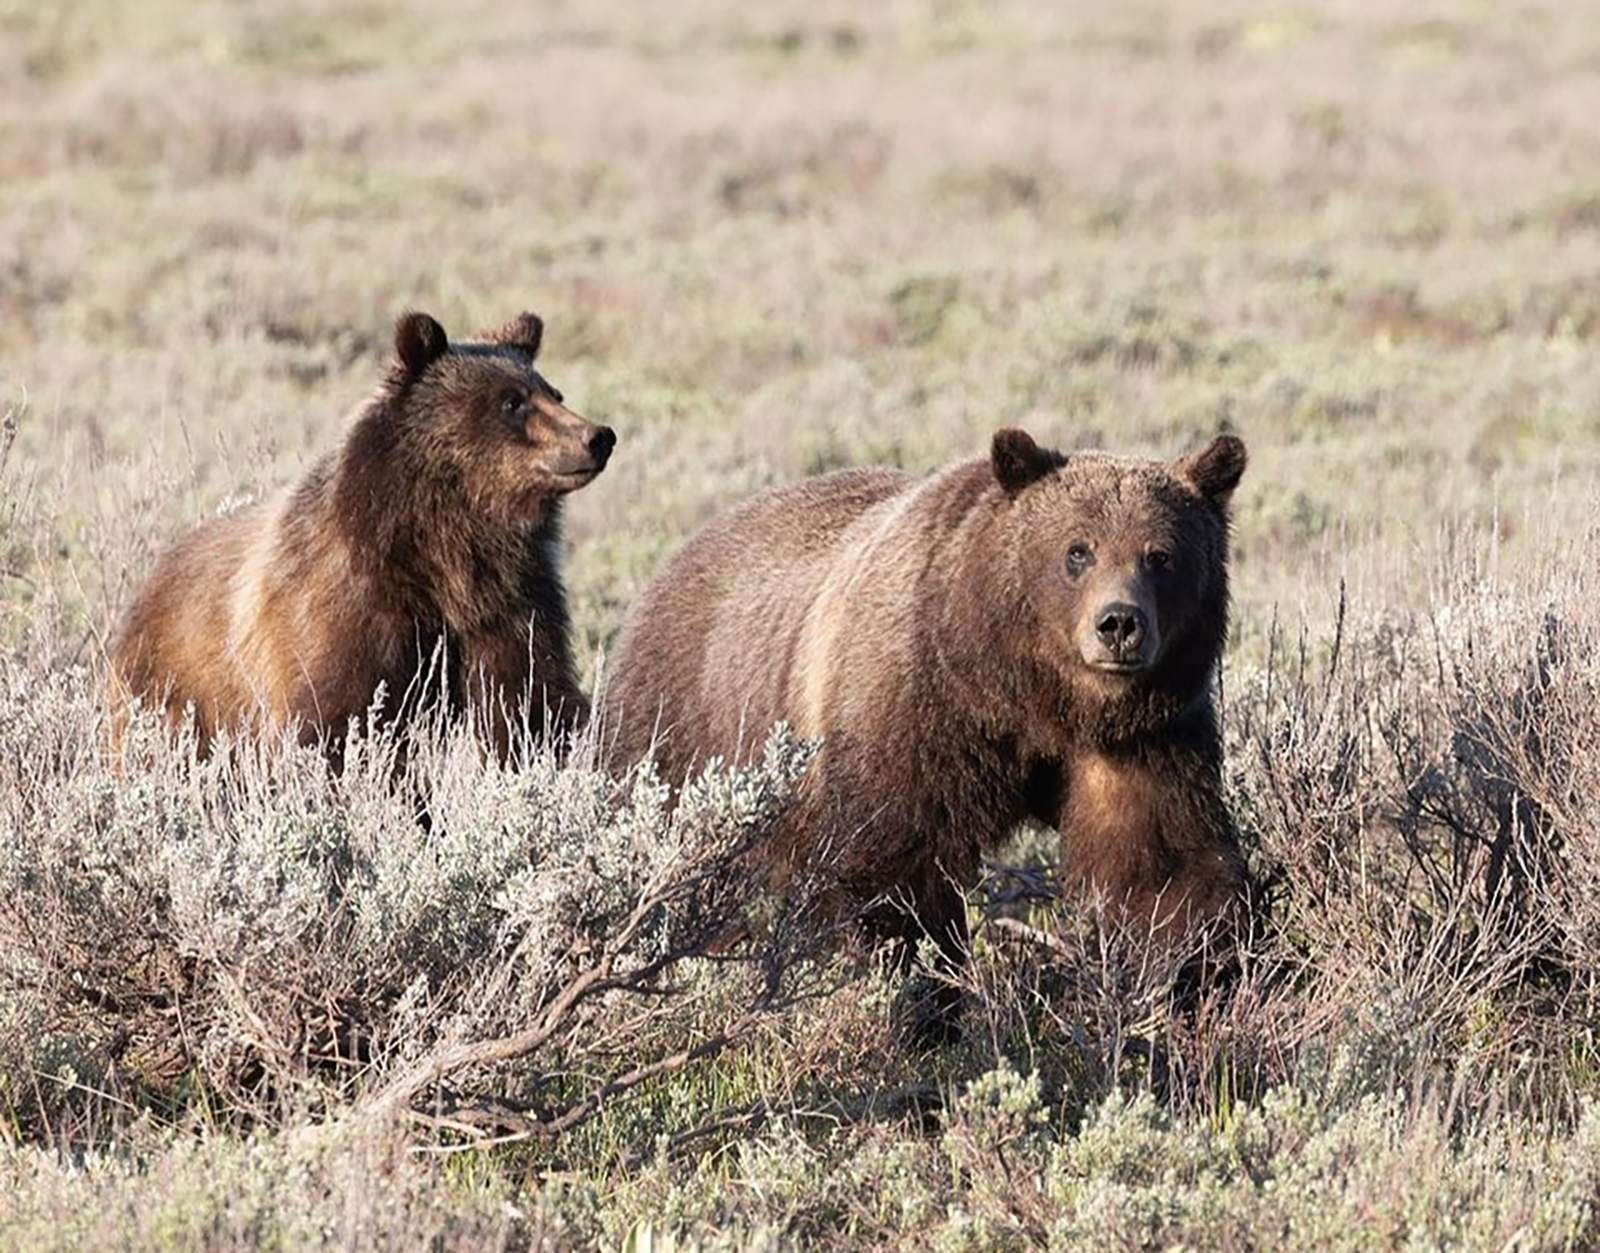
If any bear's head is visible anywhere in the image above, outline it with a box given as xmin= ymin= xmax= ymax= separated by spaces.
xmin=977 ymin=428 xmax=1247 ymax=736
xmin=381 ymin=309 xmax=616 ymax=525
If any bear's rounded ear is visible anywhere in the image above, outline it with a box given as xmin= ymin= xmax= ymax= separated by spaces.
xmin=493 ymin=312 xmax=544 ymax=360
xmin=394 ymin=311 xmax=449 ymax=379
xmin=1176 ymin=434 xmax=1248 ymax=510
xmin=991 ymin=428 xmax=1061 ymax=497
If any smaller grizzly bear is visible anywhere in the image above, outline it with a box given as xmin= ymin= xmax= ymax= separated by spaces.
xmin=110 ymin=309 xmax=615 ymax=761
xmin=601 ymin=429 xmax=1250 ymax=1009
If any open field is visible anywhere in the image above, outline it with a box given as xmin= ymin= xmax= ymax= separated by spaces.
xmin=3 ymin=0 xmax=1600 ymax=1248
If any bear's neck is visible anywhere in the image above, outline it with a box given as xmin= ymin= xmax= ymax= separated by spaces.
xmin=326 ymin=410 xmax=564 ymax=633
xmin=929 ymin=480 xmax=1043 ymax=749
xmin=1067 ymin=663 xmax=1220 ymax=750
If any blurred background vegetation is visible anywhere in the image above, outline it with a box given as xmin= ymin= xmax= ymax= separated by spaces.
xmin=4 ymin=0 xmax=1597 ymax=665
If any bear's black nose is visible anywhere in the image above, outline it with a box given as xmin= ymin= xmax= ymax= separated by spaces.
xmin=588 ymin=426 xmax=617 ymax=465
xmin=1095 ymin=604 xmax=1147 ymax=655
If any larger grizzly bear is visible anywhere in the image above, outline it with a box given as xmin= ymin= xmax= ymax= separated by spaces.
xmin=111 ymin=309 xmax=615 ymax=761
xmin=601 ymin=429 xmax=1250 ymax=1003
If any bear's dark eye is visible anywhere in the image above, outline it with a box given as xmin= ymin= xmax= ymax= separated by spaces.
xmin=1145 ymin=549 xmax=1172 ymax=572
xmin=500 ymin=392 xmax=524 ymax=417
xmin=1065 ymin=542 xmax=1094 ymax=572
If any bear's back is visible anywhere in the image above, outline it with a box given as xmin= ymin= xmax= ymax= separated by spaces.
xmin=603 ymin=467 xmax=913 ymax=781
xmin=111 ymin=501 xmax=276 ymax=746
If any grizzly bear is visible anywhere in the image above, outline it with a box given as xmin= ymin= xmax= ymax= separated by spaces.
xmin=601 ymin=429 xmax=1250 ymax=1008
xmin=110 ymin=309 xmax=615 ymax=762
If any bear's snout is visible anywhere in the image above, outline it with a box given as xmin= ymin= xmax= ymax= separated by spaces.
xmin=587 ymin=425 xmax=617 ymax=467
xmin=1095 ymin=603 xmax=1147 ymax=658
xmin=1079 ymin=592 xmax=1161 ymax=671
xmin=537 ymin=417 xmax=616 ymax=484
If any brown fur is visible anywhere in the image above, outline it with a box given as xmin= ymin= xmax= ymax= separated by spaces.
xmin=110 ymin=310 xmax=615 ymax=760
xmin=601 ymin=430 xmax=1250 ymax=986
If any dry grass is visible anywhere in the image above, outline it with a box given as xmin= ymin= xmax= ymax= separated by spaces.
xmin=4 ymin=0 xmax=1600 ymax=1247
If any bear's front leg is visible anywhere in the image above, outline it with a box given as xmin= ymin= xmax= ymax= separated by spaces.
xmin=1054 ymin=739 xmax=1248 ymax=952
xmin=460 ymin=626 xmax=588 ymax=762
xmin=857 ymin=868 xmax=972 ymax=1047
